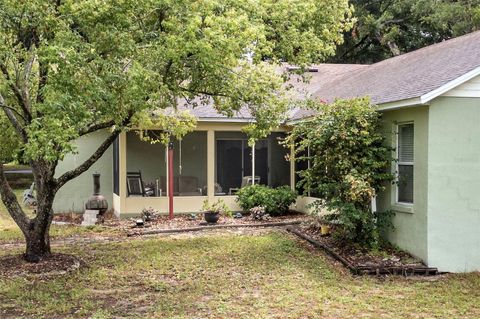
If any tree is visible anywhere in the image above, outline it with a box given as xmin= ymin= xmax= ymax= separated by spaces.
xmin=332 ymin=0 xmax=480 ymax=63
xmin=0 ymin=0 xmax=352 ymax=261
xmin=288 ymin=98 xmax=393 ymax=247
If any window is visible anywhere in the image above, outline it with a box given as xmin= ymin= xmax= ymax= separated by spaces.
xmin=397 ymin=123 xmax=414 ymax=204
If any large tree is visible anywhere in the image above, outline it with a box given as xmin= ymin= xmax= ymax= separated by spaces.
xmin=0 ymin=0 xmax=352 ymax=261
xmin=333 ymin=0 xmax=480 ymax=63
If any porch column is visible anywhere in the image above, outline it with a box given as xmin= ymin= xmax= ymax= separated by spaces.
xmin=207 ymin=130 xmax=215 ymax=201
xmin=290 ymin=143 xmax=295 ymax=191
xmin=251 ymin=142 xmax=255 ymax=185
xmin=119 ymin=131 xmax=127 ymax=214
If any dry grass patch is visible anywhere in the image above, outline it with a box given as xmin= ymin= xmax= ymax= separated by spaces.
xmin=0 ymin=230 xmax=480 ymax=318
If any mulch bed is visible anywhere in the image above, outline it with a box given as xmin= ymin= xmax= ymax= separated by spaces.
xmin=288 ymin=224 xmax=439 ymax=276
xmin=0 ymin=253 xmax=82 ymax=278
xmin=53 ymin=212 xmax=84 ymax=224
xmin=124 ymin=212 xmax=310 ymax=236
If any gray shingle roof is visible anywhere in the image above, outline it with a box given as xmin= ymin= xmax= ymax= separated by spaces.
xmin=169 ymin=31 xmax=480 ymax=122
xmin=176 ymin=63 xmax=367 ymax=120
xmin=313 ymin=30 xmax=480 ymax=105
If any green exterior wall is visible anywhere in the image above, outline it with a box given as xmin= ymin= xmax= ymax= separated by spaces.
xmin=53 ymin=130 xmax=113 ymax=213
xmin=378 ymin=106 xmax=429 ymax=263
xmin=427 ymin=97 xmax=480 ymax=272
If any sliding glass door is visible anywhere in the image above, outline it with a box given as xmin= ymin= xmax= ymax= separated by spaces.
xmin=216 ymin=139 xmax=245 ymax=194
xmin=215 ymin=132 xmax=291 ymax=195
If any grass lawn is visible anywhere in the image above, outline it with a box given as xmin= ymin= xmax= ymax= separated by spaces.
xmin=1 ymin=230 xmax=480 ymax=318
xmin=0 ymin=190 xmax=119 ymax=242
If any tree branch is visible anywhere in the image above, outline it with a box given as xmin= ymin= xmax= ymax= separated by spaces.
xmin=0 ymin=163 xmax=31 ymax=234
xmin=55 ymin=129 xmax=122 ymax=190
xmin=0 ymin=63 xmax=33 ymax=122
xmin=0 ymin=93 xmax=28 ymax=142
xmin=55 ymin=113 xmax=134 ymax=190
xmin=78 ymin=120 xmax=117 ymax=137
xmin=0 ymin=104 xmax=27 ymax=122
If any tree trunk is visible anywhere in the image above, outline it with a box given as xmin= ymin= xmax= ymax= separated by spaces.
xmin=16 ymin=160 xmax=57 ymax=262
xmin=25 ymin=227 xmax=51 ymax=262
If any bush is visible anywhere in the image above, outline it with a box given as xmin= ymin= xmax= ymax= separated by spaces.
xmin=236 ymin=185 xmax=297 ymax=216
xmin=288 ymin=97 xmax=394 ymax=248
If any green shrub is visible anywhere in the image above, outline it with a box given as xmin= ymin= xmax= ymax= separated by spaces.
xmin=236 ymin=185 xmax=297 ymax=216
xmin=288 ymin=97 xmax=394 ymax=248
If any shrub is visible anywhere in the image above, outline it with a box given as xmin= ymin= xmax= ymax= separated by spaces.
xmin=236 ymin=185 xmax=297 ymax=216
xmin=288 ymin=97 xmax=394 ymax=248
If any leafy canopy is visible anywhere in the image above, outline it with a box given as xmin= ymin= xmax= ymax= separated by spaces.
xmin=333 ymin=0 xmax=480 ymax=63
xmin=0 ymin=0 xmax=353 ymax=163
xmin=288 ymin=97 xmax=394 ymax=247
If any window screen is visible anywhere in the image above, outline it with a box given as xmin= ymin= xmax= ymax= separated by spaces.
xmin=397 ymin=123 xmax=414 ymax=203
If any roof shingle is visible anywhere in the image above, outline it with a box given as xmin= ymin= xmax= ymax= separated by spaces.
xmin=313 ymin=30 xmax=480 ymax=105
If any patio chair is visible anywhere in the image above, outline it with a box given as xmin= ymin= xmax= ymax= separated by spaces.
xmin=241 ymin=176 xmax=260 ymax=188
xmin=126 ymin=171 xmax=154 ymax=197
xmin=229 ymin=176 xmax=260 ymax=195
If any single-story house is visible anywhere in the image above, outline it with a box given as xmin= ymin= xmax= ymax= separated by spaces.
xmin=54 ymin=30 xmax=480 ymax=272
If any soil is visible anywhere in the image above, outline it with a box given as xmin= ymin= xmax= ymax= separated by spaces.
xmin=121 ymin=211 xmax=310 ymax=232
xmin=0 ymin=253 xmax=82 ymax=278
xmin=53 ymin=212 xmax=84 ymax=224
xmin=297 ymin=223 xmax=424 ymax=268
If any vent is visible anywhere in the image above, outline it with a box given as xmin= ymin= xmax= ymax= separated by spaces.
xmin=287 ymin=66 xmax=319 ymax=72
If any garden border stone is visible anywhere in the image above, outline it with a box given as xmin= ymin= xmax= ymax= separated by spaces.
xmin=286 ymin=226 xmax=440 ymax=276
xmin=127 ymin=221 xmax=302 ymax=237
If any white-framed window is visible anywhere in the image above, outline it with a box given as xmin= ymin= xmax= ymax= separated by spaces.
xmin=396 ymin=122 xmax=414 ymax=204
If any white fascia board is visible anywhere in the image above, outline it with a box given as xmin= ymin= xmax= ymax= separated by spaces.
xmin=197 ymin=117 xmax=254 ymax=123
xmin=376 ymin=97 xmax=426 ymax=111
xmin=420 ymin=66 xmax=480 ymax=103
xmin=285 ymin=117 xmax=313 ymax=125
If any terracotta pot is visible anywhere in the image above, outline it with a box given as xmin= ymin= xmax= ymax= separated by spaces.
xmin=320 ymin=224 xmax=331 ymax=236
xmin=204 ymin=211 xmax=220 ymax=223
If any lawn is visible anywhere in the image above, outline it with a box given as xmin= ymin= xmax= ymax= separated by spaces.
xmin=1 ymin=230 xmax=480 ymax=318
xmin=0 ymin=189 xmax=119 ymax=242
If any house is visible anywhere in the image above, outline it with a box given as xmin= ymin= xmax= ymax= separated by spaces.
xmin=54 ymin=30 xmax=480 ymax=272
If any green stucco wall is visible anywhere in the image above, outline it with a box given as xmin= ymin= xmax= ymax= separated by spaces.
xmin=378 ymin=106 xmax=429 ymax=263
xmin=428 ymin=97 xmax=480 ymax=272
xmin=53 ymin=130 xmax=113 ymax=213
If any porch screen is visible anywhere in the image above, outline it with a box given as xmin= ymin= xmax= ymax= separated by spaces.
xmin=215 ymin=132 xmax=290 ymax=196
xmin=126 ymin=131 xmax=167 ymax=197
xmin=171 ymin=131 xmax=208 ymax=196
xmin=397 ymin=123 xmax=414 ymax=203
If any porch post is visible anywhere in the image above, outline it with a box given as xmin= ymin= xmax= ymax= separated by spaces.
xmin=251 ymin=142 xmax=255 ymax=185
xmin=290 ymin=143 xmax=295 ymax=191
xmin=168 ymin=141 xmax=174 ymax=219
xmin=207 ymin=130 xmax=215 ymax=201
xmin=119 ymin=132 xmax=127 ymax=214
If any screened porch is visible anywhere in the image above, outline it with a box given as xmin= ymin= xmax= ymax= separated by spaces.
xmin=112 ymin=124 xmax=294 ymax=215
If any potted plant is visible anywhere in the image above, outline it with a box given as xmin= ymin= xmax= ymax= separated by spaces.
xmin=202 ymin=199 xmax=232 ymax=223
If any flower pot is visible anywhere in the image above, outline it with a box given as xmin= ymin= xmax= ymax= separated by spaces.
xmin=320 ymin=224 xmax=331 ymax=236
xmin=204 ymin=211 xmax=220 ymax=223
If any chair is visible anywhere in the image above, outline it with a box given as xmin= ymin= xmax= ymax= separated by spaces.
xmin=241 ymin=176 xmax=260 ymax=188
xmin=127 ymin=171 xmax=154 ymax=196
xmin=178 ymin=176 xmax=203 ymax=196
xmin=229 ymin=176 xmax=261 ymax=195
